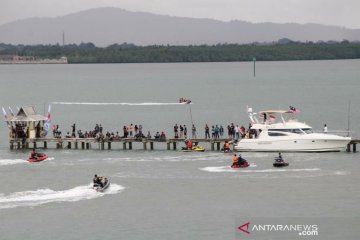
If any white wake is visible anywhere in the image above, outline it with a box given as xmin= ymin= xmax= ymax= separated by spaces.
xmin=51 ymin=102 xmax=192 ymax=106
xmin=200 ymin=166 xmax=321 ymax=173
xmin=0 ymin=159 xmax=26 ymax=166
xmin=0 ymin=184 xmax=124 ymax=209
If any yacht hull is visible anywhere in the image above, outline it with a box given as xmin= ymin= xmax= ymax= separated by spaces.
xmin=235 ymin=138 xmax=351 ymax=152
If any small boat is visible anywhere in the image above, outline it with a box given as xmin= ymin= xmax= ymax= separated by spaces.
xmin=28 ymin=153 xmax=48 ymax=162
xmin=93 ymin=177 xmax=110 ymax=192
xmin=179 ymin=145 xmax=205 ymax=152
xmin=273 ymin=158 xmax=289 ymax=167
xmin=179 ymin=98 xmax=191 ymax=104
xmin=231 ymin=161 xmax=250 ymax=168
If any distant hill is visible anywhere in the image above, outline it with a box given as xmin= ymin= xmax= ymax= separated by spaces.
xmin=1 ymin=7 xmax=360 ymax=47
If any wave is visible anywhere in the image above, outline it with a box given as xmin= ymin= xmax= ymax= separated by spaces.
xmin=0 ymin=157 xmax=56 ymax=166
xmin=102 ymin=154 xmax=220 ymax=162
xmin=0 ymin=184 xmax=124 ymax=209
xmin=334 ymin=170 xmax=351 ymax=176
xmin=51 ymin=102 xmax=191 ymax=106
xmin=0 ymin=159 xmax=26 ymax=166
xmin=200 ymin=166 xmax=321 ymax=173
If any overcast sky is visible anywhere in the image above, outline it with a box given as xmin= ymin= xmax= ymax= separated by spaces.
xmin=1 ymin=0 xmax=359 ymax=29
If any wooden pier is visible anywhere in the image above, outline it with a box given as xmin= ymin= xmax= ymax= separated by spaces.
xmin=9 ymin=138 xmax=233 ymax=151
xmin=9 ymin=138 xmax=359 ymax=152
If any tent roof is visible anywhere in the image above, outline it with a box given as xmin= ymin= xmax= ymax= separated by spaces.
xmin=10 ymin=106 xmax=47 ymax=122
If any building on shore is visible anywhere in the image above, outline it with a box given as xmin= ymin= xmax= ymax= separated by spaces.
xmin=0 ymin=55 xmax=68 ymax=64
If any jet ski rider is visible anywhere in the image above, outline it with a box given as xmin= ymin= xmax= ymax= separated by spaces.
xmin=93 ymin=174 xmax=103 ymax=187
xmin=223 ymin=141 xmax=230 ymax=152
xmin=232 ymin=154 xmax=239 ymax=167
xmin=30 ymin=148 xmax=37 ymax=159
xmin=187 ymin=139 xmax=193 ymax=150
xmin=276 ymin=152 xmax=283 ymax=162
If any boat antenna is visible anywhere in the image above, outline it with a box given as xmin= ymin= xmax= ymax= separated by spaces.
xmin=347 ymin=100 xmax=351 ymax=137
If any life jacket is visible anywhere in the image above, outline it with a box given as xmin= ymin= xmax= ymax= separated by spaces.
xmin=187 ymin=140 xmax=193 ymax=149
xmin=225 ymin=143 xmax=230 ymax=149
xmin=233 ymin=156 xmax=238 ymax=163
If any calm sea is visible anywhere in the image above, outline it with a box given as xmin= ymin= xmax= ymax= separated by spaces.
xmin=0 ymin=60 xmax=359 ymax=239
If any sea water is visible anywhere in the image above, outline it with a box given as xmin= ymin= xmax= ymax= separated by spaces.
xmin=0 ymin=60 xmax=359 ymax=239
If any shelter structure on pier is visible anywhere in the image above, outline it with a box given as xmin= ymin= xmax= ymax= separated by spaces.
xmin=10 ymin=106 xmax=47 ymax=139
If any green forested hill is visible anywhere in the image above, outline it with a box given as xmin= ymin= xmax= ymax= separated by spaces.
xmin=1 ymin=41 xmax=360 ymax=63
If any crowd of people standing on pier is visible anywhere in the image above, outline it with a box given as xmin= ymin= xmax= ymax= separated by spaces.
xmin=50 ymin=121 xmax=257 ymax=142
xmin=61 ymin=123 xmax=167 ymax=142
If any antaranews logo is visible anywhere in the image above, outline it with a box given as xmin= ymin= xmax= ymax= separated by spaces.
xmin=238 ymin=222 xmax=251 ymax=234
xmin=237 ymin=221 xmax=319 ymax=237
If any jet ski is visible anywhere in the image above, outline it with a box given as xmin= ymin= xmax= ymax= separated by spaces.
xmin=93 ymin=176 xmax=110 ymax=192
xmin=28 ymin=153 xmax=48 ymax=162
xmin=273 ymin=157 xmax=289 ymax=167
xmin=179 ymin=145 xmax=205 ymax=152
xmin=231 ymin=161 xmax=250 ymax=168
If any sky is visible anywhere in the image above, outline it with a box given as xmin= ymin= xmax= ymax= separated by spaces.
xmin=1 ymin=0 xmax=359 ymax=29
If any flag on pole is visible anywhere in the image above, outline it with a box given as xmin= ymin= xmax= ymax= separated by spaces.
xmin=43 ymin=104 xmax=51 ymax=136
xmin=269 ymin=113 xmax=276 ymax=123
xmin=2 ymin=107 xmax=10 ymax=128
xmin=8 ymin=106 xmax=15 ymax=117
xmin=46 ymin=104 xmax=51 ymax=122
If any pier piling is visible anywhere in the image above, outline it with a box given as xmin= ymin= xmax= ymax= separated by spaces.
xmin=143 ymin=142 xmax=147 ymax=150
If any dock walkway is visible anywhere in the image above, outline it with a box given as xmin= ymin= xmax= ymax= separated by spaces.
xmin=9 ymin=137 xmax=232 ymax=151
xmin=9 ymin=138 xmax=359 ymax=152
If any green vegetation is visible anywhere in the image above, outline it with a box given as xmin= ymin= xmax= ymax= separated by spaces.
xmin=1 ymin=41 xmax=360 ymax=63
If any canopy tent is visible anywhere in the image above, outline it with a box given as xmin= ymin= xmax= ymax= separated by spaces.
xmin=10 ymin=106 xmax=47 ymax=122
xmin=9 ymin=106 xmax=47 ymax=139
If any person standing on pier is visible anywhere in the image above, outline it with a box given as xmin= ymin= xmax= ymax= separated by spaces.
xmin=192 ymin=124 xmax=197 ymax=139
xmin=129 ymin=124 xmax=134 ymax=137
xmin=123 ymin=126 xmax=127 ymax=138
xmin=71 ymin=124 xmax=76 ymax=137
xmin=95 ymin=124 xmax=99 ymax=133
xmin=205 ymin=124 xmax=210 ymax=139
xmin=174 ymin=124 xmax=179 ymax=138
xmin=220 ymin=125 xmax=224 ymax=137
xmin=179 ymin=125 xmax=184 ymax=138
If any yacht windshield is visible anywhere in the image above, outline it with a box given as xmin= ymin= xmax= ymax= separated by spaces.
xmin=268 ymin=128 xmax=313 ymax=134
xmin=301 ymin=128 xmax=313 ymax=134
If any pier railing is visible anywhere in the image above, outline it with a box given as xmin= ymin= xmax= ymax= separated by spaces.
xmin=9 ymin=137 xmax=233 ymax=151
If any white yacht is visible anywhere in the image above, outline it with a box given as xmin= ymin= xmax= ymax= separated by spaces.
xmin=234 ymin=108 xmax=351 ymax=152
